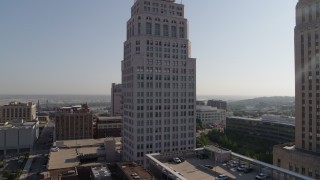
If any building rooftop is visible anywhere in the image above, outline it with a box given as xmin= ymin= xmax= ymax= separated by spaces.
xmin=91 ymin=166 xmax=111 ymax=178
xmin=2 ymin=101 xmax=35 ymax=107
xmin=146 ymin=146 xmax=313 ymax=180
xmin=57 ymin=104 xmax=91 ymax=113
xmin=55 ymin=138 xmax=105 ymax=148
xmin=48 ymin=139 xmax=106 ymax=170
xmin=117 ymin=162 xmax=154 ymax=180
xmin=0 ymin=121 xmax=38 ymax=130
xmin=196 ymin=105 xmax=219 ymax=112
xmin=228 ymin=116 xmax=295 ymax=126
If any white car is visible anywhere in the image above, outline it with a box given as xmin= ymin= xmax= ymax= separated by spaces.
xmin=216 ymin=174 xmax=228 ymax=180
xmin=173 ymin=157 xmax=181 ymax=164
xmin=256 ymin=173 xmax=267 ymax=180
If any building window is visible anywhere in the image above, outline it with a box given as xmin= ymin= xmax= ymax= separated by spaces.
xmin=309 ymin=5 xmax=313 ymax=21
xmin=138 ymin=22 xmax=141 ymax=35
xmin=302 ymin=167 xmax=306 ymax=175
xmin=171 ymin=26 xmax=177 ymax=37
xmin=146 ymin=22 xmax=152 ymax=35
xmin=155 ymin=23 xmax=160 ymax=35
xmin=308 ymin=168 xmax=313 ymax=177
xmin=163 ymin=25 xmax=169 ymax=36
xmin=179 ymin=27 xmax=184 ymax=38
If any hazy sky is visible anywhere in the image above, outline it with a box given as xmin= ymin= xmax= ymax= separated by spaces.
xmin=0 ymin=0 xmax=297 ymax=96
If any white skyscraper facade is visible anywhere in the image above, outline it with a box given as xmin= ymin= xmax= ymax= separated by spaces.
xmin=121 ymin=0 xmax=196 ymax=164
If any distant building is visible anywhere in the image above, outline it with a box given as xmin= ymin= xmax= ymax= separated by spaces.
xmin=196 ymin=100 xmax=206 ymax=105
xmin=0 ymin=102 xmax=36 ymax=123
xmin=227 ymin=116 xmax=295 ymax=144
xmin=0 ymin=120 xmax=39 ymax=155
xmin=196 ymin=105 xmax=226 ymax=127
xmin=273 ymin=1 xmax=320 ymax=178
xmin=111 ymin=83 xmax=123 ymax=116
xmin=55 ymin=104 xmax=93 ymax=140
xmin=207 ymin=99 xmax=227 ymax=110
xmin=96 ymin=116 xmax=122 ymax=138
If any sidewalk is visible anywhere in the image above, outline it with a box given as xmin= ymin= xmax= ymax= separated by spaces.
xmin=19 ymin=155 xmax=35 ymax=180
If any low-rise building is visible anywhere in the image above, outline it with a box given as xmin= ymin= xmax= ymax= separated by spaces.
xmin=226 ymin=116 xmax=295 ymax=144
xmin=0 ymin=120 xmax=39 ymax=155
xmin=0 ymin=101 xmax=36 ymax=122
xmin=96 ymin=116 xmax=122 ymax=138
xmin=196 ymin=105 xmax=226 ymax=127
xmin=273 ymin=143 xmax=320 ymax=179
xmin=55 ymin=104 xmax=93 ymax=140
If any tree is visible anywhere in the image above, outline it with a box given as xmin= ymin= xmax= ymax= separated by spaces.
xmin=24 ymin=152 xmax=30 ymax=160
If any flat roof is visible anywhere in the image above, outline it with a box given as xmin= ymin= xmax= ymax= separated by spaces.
xmin=55 ymin=138 xmax=105 ymax=148
xmin=48 ymin=146 xmax=104 ymax=170
xmin=160 ymin=157 xmax=250 ymax=180
xmin=97 ymin=116 xmax=122 ymax=120
xmin=196 ymin=105 xmax=219 ymax=112
xmin=231 ymin=152 xmax=313 ymax=180
xmin=49 ymin=138 xmax=106 ymax=170
xmin=117 ymin=162 xmax=154 ymax=180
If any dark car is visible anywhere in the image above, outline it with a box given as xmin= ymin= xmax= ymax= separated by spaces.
xmin=243 ymin=167 xmax=253 ymax=173
xmin=179 ymin=157 xmax=185 ymax=162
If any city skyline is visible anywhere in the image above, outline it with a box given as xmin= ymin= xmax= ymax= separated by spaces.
xmin=0 ymin=0 xmax=297 ymax=96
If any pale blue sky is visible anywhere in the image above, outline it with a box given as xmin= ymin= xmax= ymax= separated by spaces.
xmin=0 ymin=0 xmax=297 ymax=96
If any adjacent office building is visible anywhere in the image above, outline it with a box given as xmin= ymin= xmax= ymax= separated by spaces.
xmin=0 ymin=102 xmax=36 ymax=123
xmin=111 ymin=83 xmax=123 ymax=116
xmin=0 ymin=120 xmax=39 ymax=155
xmin=227 ymin=116 xmax=295 ymax=144
xmin=121 ymin=0 xmax=196 ymax=165
xmin=55 ymin=104 xmax=93 ymax=140
xmin=273 ymin=1 xmax=320 ymax=178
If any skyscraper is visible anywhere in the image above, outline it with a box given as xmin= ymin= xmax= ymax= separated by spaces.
xmin=273 ymin=0 xmax=320 ymax=178
xmin=121 ymin=0 xmax=196 ymax=165
xmin=295 ymin=0 xmax=320 ymax=153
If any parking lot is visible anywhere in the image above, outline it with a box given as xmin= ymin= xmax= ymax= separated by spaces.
xmin=163 ymin=157 xmax=258 ymax=180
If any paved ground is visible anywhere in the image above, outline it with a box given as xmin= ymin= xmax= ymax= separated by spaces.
xmin=163 ymin=158 xmax=257 ymax=180
xmin=21 ymin=120 xmax=54 ymax=180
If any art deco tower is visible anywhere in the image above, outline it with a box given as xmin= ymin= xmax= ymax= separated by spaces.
xmin=295 ymin=0 xmax=320 ymax=153
xmin=273 ymin=1 xmax=320 ymax=178
xmin=121 ymin=0 xmax=196 ymax=165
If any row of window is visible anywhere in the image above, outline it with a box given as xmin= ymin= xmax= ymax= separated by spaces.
xmin=299 ymin=2 xmax=320 ymax=24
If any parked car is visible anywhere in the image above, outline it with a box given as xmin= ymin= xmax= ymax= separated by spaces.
xmin=256 ymin=173 xmax=267 ymax=180
xmin=179 ymin=157 xmax=185 ymax=162
xmin=227 ymin=160 xmax=237 ymax=167
xmin=204 ymin=165 xmax=213 ymax=169
xmin=216 ymin=174 xmax=229 ymax=180
xmin=173 ymin=157 xmax=181 ymax=164
xmin=237 ymin=165 xmax=246 ymax=171
xmin=243 ymin=167 xmax=253 ymax=173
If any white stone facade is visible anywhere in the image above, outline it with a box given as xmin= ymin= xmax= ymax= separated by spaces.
xmin=0 ymin=121 xmax=39 ymax=155
xmin=121 ymin=0 xmax=196 ymax=165
xmin=196 ymin=105 xmax=226 ymax=127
